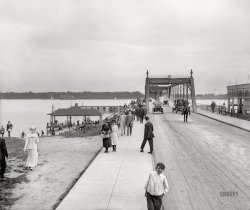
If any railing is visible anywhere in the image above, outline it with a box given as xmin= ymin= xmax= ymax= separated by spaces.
xmin=149 ymin=74 xmax=190 ymax=78
xmin=197 ymin=104 xmax=226 ymax=114
xmin=197 ymin=104 xmax=250 ymax=121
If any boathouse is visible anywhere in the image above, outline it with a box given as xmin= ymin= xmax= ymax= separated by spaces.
xmin=227 ymin=83 xmax=250 ymax=115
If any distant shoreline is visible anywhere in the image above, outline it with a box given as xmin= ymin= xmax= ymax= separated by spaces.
xmin=0 ymin=98 xmax=138 ymax=100
xmin=0 ymin=91 xmax=144 ymax=100
xmin=0 ymin=92 xmax=227 ymax=100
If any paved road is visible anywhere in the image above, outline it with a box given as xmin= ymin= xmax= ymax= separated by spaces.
xmin=151 ymin=107 xmax=250 ymax=210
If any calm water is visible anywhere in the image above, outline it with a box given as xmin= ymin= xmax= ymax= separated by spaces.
xmin=0 ymin=99 xmax=226 ymax=137
xmin=0 ymin=99 xmax=133 ymax=137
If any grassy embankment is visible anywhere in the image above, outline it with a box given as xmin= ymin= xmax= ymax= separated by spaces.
xmin=0 ymin=125 xmax=101 ymax=210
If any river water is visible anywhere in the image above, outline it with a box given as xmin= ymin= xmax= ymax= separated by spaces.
xmin=0 ymin=99 xmax=226 ymax=137
xmin=0 ymin=99 xmax=132 ymax=137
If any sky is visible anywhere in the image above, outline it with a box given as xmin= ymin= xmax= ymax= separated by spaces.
xmin=0 ymin=0 xmax=250 ymax=94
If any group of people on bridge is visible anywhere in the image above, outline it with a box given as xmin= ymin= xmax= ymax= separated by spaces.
xmin=100 ymin=100 xmax=169 ymax=210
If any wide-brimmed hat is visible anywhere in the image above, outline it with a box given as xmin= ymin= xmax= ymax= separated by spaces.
xmin=30 ymin=125 xmax=37 ymax=132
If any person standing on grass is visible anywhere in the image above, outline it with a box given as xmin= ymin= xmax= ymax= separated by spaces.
xmin=125 ymin=110 xmax=134 ymax=136
xmin=0 ymin=137 xmax=8 ymax=181
xmin=140 ymin=116 xmax=154 ymax=154
xmin=145 ymin=162 xmax=169 ymax=210
xmin=23 ymin=126 xmax=39 ymax=170
xmin=110 ymin=120 xmax=119 ymax=152
xmin=6 ymin=121 xmax=13 ymax=138
xmin=0 ymin=126 xmax=5 ymax=137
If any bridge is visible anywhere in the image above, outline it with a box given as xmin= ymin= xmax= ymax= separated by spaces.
xmin=145 ymin=69 xmax=197 ymax=112
xmin=44 ymin=72 xmax=250 ymax=210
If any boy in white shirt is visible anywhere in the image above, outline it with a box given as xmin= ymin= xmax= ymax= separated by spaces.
xmin=145 ymin=162 xmax=169 ymax=210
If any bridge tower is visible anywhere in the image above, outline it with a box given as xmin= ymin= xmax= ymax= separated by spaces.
xmin=145 ymin=70 xmax=197 ymax=112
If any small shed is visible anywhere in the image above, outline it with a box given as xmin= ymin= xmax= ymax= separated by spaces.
xmin=47 ymin=107 xmax=102 ymax=125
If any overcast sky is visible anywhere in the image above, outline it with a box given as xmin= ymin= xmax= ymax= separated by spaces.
xmin=0 ymin=0 xmax=250 ymax=94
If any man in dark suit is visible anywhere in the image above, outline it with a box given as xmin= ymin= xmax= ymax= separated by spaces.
xmin=0 ymin=137 xmax=8 ymax=180
xmin=139 ymin=106 xmax=145 ymax=124
xmin=140 ymin=116 xmax=155 ymax=154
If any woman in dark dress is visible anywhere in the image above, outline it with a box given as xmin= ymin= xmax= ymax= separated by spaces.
xmin=101 ymin=120 xmax=112 ymax=153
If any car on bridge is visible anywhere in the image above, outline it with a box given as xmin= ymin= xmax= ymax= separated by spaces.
xmin=172 ymin=99 xmax=186 ymax=113
xmin=153 ymin=100 xmax=164 ymax=114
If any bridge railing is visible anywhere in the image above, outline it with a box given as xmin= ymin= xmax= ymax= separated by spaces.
xmin=149 ymin=74 xmax=190 ymax=78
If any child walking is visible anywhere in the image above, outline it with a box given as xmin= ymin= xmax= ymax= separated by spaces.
xmin=145 ymin=162 xmax=169 ymax=210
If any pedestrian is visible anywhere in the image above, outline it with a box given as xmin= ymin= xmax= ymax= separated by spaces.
xmin=139 ymin=106 xmax=145 ymax=123
xmin=101 ymin=120 xmax=112 ymax=153
xmin=183 ymin=106 xmax=189 ymax=123
xmin=144 ymin=162 xmax=169 ymax=210
xmin=0 ymin=137 xmax=8 ymax=181
xmin=0 ymin=126 xmax=5 ymax=137
xmin=110 ymin=120 xmax=119 ymax=152
xmin=125 ymin=111 xmax=134 ymax=136
xmin=118 ymin=112 xmax=126 ymax=136
xmin=188 ymin=102 xmax=191 ymax=115
xmin=23 ymin=126 xmax=39 ymax=170
xmin=211 ymin=101 xmax=216 ymax=113
xmin=222 ymin=103 xmax=226 ymax=115
xmin=6 ymin=121 xmax=13 ymax=138
xmin=140 ymin=116 xmax=154 ymax=154
xmin=21 ymin=131 xmax=26 ymax=138
xmin=135 ymin=106 xmax=140 ymax=121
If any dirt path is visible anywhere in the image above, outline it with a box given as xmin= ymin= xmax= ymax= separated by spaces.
xmin=1 ymin=135 xmax=102 ymax=210
xmin=152 ymin=107 xmax=250 ymax=210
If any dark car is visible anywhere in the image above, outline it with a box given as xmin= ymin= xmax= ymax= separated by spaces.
xmin=172 ymin=99 xmax=185 ymax=113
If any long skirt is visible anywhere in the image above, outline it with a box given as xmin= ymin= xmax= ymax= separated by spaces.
xmin=26 ymin=149 xmax=38 ymax=168
xmin=111 ymin=132 xmax=119 ymax=145
xmin=103 ymin=138 xmax=111 ymax=148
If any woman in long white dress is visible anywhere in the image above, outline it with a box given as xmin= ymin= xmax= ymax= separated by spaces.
xmin=23 ymin=125 xmax=39 ymax=170
xmin=111 ymin=120 xmax=119 ymax=152
xmin=118 ymin=112 xmax=126 ymax=136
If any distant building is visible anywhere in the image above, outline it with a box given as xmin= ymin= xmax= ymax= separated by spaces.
xmin=227 ymin=83 xmax=250 ymax=115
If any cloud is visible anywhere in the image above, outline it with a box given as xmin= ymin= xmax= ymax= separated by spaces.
xmin=0 ymin=0 xmax=250 ymax=93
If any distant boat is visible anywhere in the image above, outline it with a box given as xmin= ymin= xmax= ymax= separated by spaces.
xmin=114 ymin=97 xmax=117 ymax=100
xmin=50 ymin=95 xmax=54 ymax=100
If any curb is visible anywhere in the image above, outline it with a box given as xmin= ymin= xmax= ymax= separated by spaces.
xmin=195 ymin=112 xmax=250 ymax=132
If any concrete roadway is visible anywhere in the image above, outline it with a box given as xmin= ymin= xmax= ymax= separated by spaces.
xmin=151 ymin=107 xmax=250 ymax=210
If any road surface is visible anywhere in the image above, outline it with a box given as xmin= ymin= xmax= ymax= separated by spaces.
xmin=151 ymin=107 xmax=250 ymax=210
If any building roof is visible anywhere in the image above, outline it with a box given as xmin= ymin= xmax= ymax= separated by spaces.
xmin=227 ymin=83 xmax=250 ymax=90
xmin=48 ymin=107 xmax=102 ymax=116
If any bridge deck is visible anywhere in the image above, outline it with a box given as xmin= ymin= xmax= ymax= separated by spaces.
xmin=152 ymin=106 xmax=250 ymax=210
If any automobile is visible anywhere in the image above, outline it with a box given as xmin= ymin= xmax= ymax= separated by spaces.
xmin=172 ymin=99 xmax=186 ymax=113
xmin=152 ymin=100 xmax=164 ymax=114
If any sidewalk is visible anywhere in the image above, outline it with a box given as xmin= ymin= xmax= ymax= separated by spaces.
xmin=196 ymin=108 xmax=250 ymax=132
xmin=56 ymin=121 xmax=153 ymax=210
